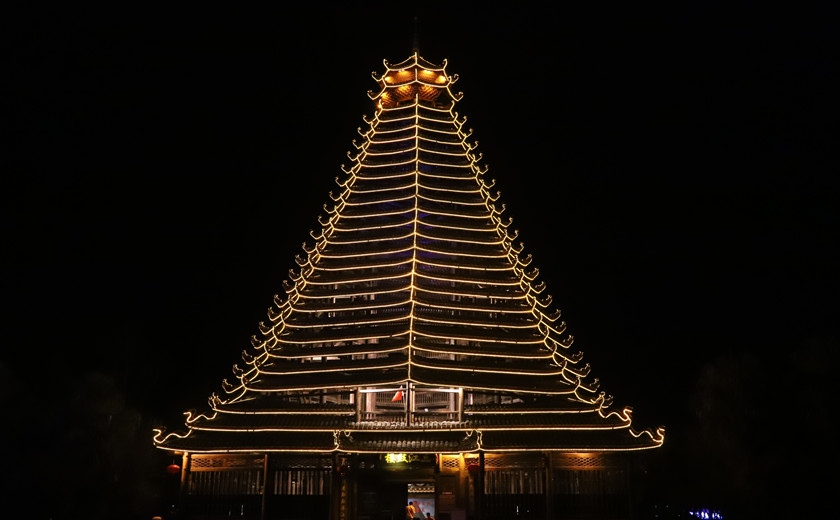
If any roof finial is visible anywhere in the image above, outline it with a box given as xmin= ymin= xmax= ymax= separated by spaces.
xmin=412 ymin=16 xmax=420 ymax=54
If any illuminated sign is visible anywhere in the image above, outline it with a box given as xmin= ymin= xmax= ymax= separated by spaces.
xmin=385 ymin=453 xmax=407 ymax=463
xmin=384 ymin=453 xmax=435 ymax=464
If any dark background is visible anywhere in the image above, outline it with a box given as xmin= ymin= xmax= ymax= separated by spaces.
xmin=3 ymin=3 xmax=837 ymax=519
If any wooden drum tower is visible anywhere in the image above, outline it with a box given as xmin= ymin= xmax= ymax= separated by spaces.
xmin=155 ymin=52 xmax=664 ymax=520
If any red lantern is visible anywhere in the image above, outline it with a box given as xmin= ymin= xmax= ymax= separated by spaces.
xmin=166 ymin=464 xmax=181 ymax=475
xmin=466 ymin=462 xmax=480 ymax=474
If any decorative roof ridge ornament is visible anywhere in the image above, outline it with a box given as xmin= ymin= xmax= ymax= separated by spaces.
xmin=412 ymin=15 xmax=420 ymax=55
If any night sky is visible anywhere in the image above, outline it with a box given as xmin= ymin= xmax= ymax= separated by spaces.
xmin=4 ymin=4 xmax=838 ymax=518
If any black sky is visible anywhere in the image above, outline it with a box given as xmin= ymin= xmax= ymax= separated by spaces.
xmin=3 ymin=3 xmax=838 ymax=517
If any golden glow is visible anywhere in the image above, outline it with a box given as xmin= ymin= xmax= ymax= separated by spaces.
xmin=385 ymin=453 xmax=408 ymax=463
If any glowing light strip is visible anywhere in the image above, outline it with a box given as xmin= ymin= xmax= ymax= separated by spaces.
xmin=412 ymin=314 xmax=538 ymax=330
xmin=351 ymin=181 xmax=416 ymax=193
xmin=284 ymin=314 xmax=408 ymax=329
xmin=242 ymin=375 xmax=408 ymax=393
xmin=156 ymin=445 xmax=338 ymax=454
xmin=301 ymin=273 xmax=411 ymax=286
xmin=339 ymin=447 xmax=473 ymax=455
xmin=418 ymin=183 xmax=482 ymax=194
xmin=269 ymin=345 xmax=408 ymax=359
xmin=418 ymin=137 xmax=464 ymax=148
xmin=213 ymin=408 xmax=356 ymax=416
xmin=271 ymin=327 xmax=409 ymax=346
xmin=415 ymin=260 xmax=514 ymax=272
xmin=189 ymin=425 xmax=344 ymax=433
xmin=410 ymin=358 xmax=564 ymax=376
xmin=413 ymin=246 xmax=508 ymax=259
xmin=416 ymin=159 xmax=474 ymax=170
xmin=190 ymin=422 xmax=631 ymax=434
xmin=415 ymin=146 xmax=471 ymax=157
xmin=365 ymin=124 xmax=455 ymax=141
xmin=411 ymin=344 xmax=551 ymax=359
xmin=315 ymin=247 xmax=413 ymax=261
xmin=361 ymin=145 xmax=419 ymax=157
xmin=413 ymin=208 xmax=492 ymax=220
xmin=478 ymin=443 xmax=663 ymax=453
xmin=371 ymin=112 xmax=462 ymax=126
xmin=411 ymin=330 xmax=544 ymax=345
xmin=293 ymin=286 xmax=410 ymax=299
xmin=413 ymin=287 xmax=524 ymax=301
xmin=339 ymin=193 xmax=414 ymax=206
xmin=291 ymin=299 xmax=411 ymax=313
xmin=374 ymin=108 xmax=421 ymax=123
xmin=413 ymin=272 xmax=520 ymax=286
xmin=418 ymin=136 xmax=468 ymax=148
xmin=307 ymin=260 xmax=412 ymax=273
xmin=416 ymin=219 xmax=497 ymax=233
xmin=414 ymin=379 xmax=575 ymax=396
xmin=323 ymin=228 xmax=503 ymax=248
xmin=333 ymin=219 xmax=413 ymax=232
xmin=416 ymin=126 xmax=461 ymax=136
xmin=359 ymin=158 xmax=417 ymax=169
xmin=337 ymin=207 xmax=413 ymax=219
xmin=258 ymin=359 xmax=409 ymax=375
xmin=365 ymin=132 xmax=416 ymax=142
xmin=352 ymin=172 xmax=417 ymax=182
xmin=413 ymin=299 xmax=531 ymax=314
xmin=416 ymin=193 xmax=484 ymax=206
xmin=328 ymin=232 xmax=414 ymax=244
xmin=414 ymin=231 xmax=506 ymax=245
xmin=288 ymin=300 xmax=531 ymax=323
xmin=416 ymin=171 xmax=479 ymax=181
xmin=464 ymin=408 xmax=597 ymax=415
xmin=318 ymin=229 xmax=412 ymax=243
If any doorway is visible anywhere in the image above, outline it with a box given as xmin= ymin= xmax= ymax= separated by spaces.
xmin=407 ymin=481 xmax=435 ymax=520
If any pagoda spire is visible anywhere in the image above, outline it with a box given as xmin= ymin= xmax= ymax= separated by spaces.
xmin=412 ymin=16 xmax=420 ymax=54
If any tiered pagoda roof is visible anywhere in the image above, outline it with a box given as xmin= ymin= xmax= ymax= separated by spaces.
xmin=154 ymin=53 xmax=664 ymax=454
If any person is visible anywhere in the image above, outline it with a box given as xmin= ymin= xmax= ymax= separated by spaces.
xmin=426 ymin=512 xmax=435 ymax=520
xmin=406 ymin=501 xmax=416 ymax=520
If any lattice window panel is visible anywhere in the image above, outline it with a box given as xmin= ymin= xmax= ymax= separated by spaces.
xmin=191 ymin=454 xmax=264 ymax=471
xmin=484 ymin=454 xmax=545 ymax=469
xmin=415 ymin=391 xmax=451 ymax=408
xmin=274 ymin=455 xmax=333 ymax=469
xmin=556 ymin=454 xmax=606 ymax=469
xmin=440 ymin=455 xmax=460 ymax=471
xmin=188 ymin=469 xmax=263 ymax=495
xmin=271 ymin=469 xmax=331 ymax=496
xmin=484 ymin=469 xmax=545 ymax=495
xmin=552 ymin=468 xmax=627 ymax=496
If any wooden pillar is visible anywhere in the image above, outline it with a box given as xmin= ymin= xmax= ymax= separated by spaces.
xmin=179 ymin=452 xmax=190 ymax=515
xmin=405 ymin=382 xmax=413 ymax=426
xmin=349 ymin=454 xmax=358 ymax=520
xmin=544 ymin=453 xmax=554 ymax=520
xmin=261 ymin=453 xmax=275 ymax=520
xmin=331 ymin=453 xmax=341 ymax=520
xmin=626 ymin=454 xmax=635 ymax=520
xmin=354 ymin=388 xmax=361 ymax=422
xmin=476 ymin=452 xmax=485 ymax=520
